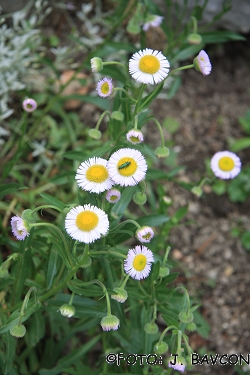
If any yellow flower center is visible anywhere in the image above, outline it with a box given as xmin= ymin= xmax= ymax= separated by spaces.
xmin=142 ymin=232 xmax=151 ymax=240
xmin=86 ymin=165 xmax=109 ymax=183
xmin=218 ymin=156 xmax=235 ymax=171
xmin=76 ymin=211 xmax=99 ymax=231
xmin=101 ymin=82 xmax=110 ymax=95
xmin=130 ymin=136 xmax=140 ymax=143
xmin=110 ymin=194 xmax=118 ymax=201
xmin=139 ymin=55 xmax=160 ymax=74
xmin=133 ymin=254 xmax=147 ymax=271
xmin=117 ymin=157 xmax=137 ymax=176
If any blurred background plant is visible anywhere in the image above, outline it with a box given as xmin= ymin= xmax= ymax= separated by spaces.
xmin=0 ymin=0 xmax=248 ymax=374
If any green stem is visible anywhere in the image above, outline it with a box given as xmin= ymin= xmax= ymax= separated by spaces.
xmin=103 ymin=61 xmax=127 ymax=72
xmin=158 ymin=324 xmax=177 ymax=344
xmin=109 ymin=219 xmax=141 ymax=233
xmin=30 ymin=222 xmax=73 ymax=267
xmin=113 ymin=87 xmax=137 ymax=103
xmin=162 ymin=246 xmax=171 ymax=267
xmin=95 ymin=110 xmax=111 ymax=130
xmin=121 ymin=274 xmax=130 ymax=289
xmin=175 ymin=285 xmax=191 ymax=311
xmin=32 ymin=205 xmax=63 ymax=214
xmin=169 ymin=64 xmax=194 ymax=76
xmin=18 ymin=287 xmax=37 ymax=325
xmin=89 ymin=250 xmax=126 ymax=259
xmin=148 ymin=117 xmax=165 ymax=148
xmin=133 ymin=84 xmax=146 ymax=116
xmin=191 ymin=16 xmax=197 ymax=33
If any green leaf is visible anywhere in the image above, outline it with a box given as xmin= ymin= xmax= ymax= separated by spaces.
xmin=200 ymin=30 xmax=246 ymax=43
xmin=241 ymin=231 xmax=250 ymax=251
xmin=47 ymin=248 xmax=59 ymax=289
xmin=39 ymin=193 xmax=66 ymax=211
xmin=67 ymin=279 xmax=104 ymax=297
xmin=0 ymin=183 xmax=27 ymax=200
xmin=230 ymin=137 xmax=250 ymax=152
xmin=160 ymin=313 xmax=179 ymax=328
xmin=139 ymin=82 xmax=164 ymax=112
xmin=3 ymin=332 xmax=17 ymax=375
xmin=64 ymin=141 xmax=112 ymax=161
xmin=39 ymin=335 xmax=101 ymax=375
xmin=60 ymin=94 xmax=109 ymax=111
xmin=111 ymin=186 xmax=137 ymax=218
xmin=26 ymin=309 xmax=45 ymax=347
xmin=193 ymin=310 xmax=210 ymax=338
xmin=49 ymin=238 xmax=71 ymax=269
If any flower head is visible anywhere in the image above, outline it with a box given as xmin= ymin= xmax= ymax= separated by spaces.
xmin=126 ymin=129 xmax=144 ymax=144
xmin=22 ymin=98 xmax=37 ymax=112
xmin=96 ymin=77 xmax=113 ymax=98
xmin=76 ymin=157 xmax=113 ymax=193
xmin=124 ymin=245 xmax=154 ymax=280
xmin=111 ymin=287 xmax=128 ymax=303
xmin=142 ymin=15 xmax=164 ymax=31
xmin=210 ymin=151 xmax=241 ymax=179
xmin=90 ymin=57 xmax=103 ymax=72
xmin=101 ymin=314 xmax=120 ymax=331
xmin=105 ymin=188 xmax=121 ymax=203
xmin=65 ymin=204 xmax=109 ymax=243
xmin=107 ymin=148 xmax=147 ymax=187
xmin=59 ymin=304 xmax=75 ymax=318
xmin=10 ymin=324 xmax=26 ymax=338
xmin=11 ymin=216 xmax=29 ymax=240
xmin=136 ymin=226 xmax=154 ymax=243
xmin=129 ymin=48 xmax=170 ymax=85
xmin=194 ymin=50 xmax=212 ymax=76
xmin=168 ymin=356 xmax=186 ymax=373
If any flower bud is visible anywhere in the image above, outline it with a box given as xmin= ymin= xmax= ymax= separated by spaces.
xmin=111 ymin=287 xmax=128 ymax=303
xmin=186 ymin=322 xmax=197 ymax=332
xmin=191 ymin=186 xmax=203 ymax=197
xmin=179 ymin=310 xmax=193 ymax=324
xmin=133 ymin=191 xmax=147 ymax=205
xmin=10 ymin=324 xmax=26 ymax=338
xmin=144 ymin=322 xmax=158 ymax=334
xmin=111 ymin=111 xmax=124 ymax=122
xmin=88 ymin=129 xmax=102 ymax=140
xmin=154 ymin=341 xmax=168 ymax=355
xmin=100 ymin=314 xmax=120 ymax=331
xmin=90 ymin=57 xmax=103 ymax=72
xmin=159 ymin=266 xmax=170 ymax=278
xmin=187 ymin=33 xmax=202 ymax=45
xmin=155 ymin=146 xmax=169 ymax=158
xmin=59 ymin=304 xmax=75 ymax=318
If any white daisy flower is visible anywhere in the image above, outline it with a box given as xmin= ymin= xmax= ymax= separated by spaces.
xmin=210 ymin=151 xmax=241 ymax=179
xmin=107 ymin=148 xmax=147 ymax=187
xmin=142 ymin=15 xmax=164 ymax=31
xmin=11 ymin=216 xmax=29 ymax=240
xmin=75 ymin=157 xmax=113 ymax=194
xmin=22 ymin=98 xmax=37 ymax=112
xmin=194 ymin=50 xmax=212 ymax=76
xmin=96 ymin=77 xmax=113 ymax=98
xmin=136 ymin=226 xmax=154 ymax=243
xmin=124 ymin=245 xmax=154 ymax=280
xmin=129 ymin=48 xmax=170 ymax=85
xmin=65 ymin=204 xmax=109 ymax=243
xmin=105 ymin=188 xmax=121 ymax=203
xmin=126 ymin=129 xmax=144 ymax=144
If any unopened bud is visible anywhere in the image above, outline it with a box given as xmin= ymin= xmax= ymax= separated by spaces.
xmin=88 ymin=129 xmax=102 ymax=140
xmin=133 ymin=191 xmax=147 ymax=205
xmin=144 ymin=322 xmax=158 ymax=334
xmin=10 ymin=324 xmax=26 ymax=338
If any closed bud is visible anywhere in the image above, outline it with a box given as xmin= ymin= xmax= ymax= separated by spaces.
xmin=155 ymin=146 xmax=169 ymax=158
xmin=154 ymin=341 xmax=168 ymax=355
xmin=144 ymin=322 xmax=158 ymax=334
xmin=159 ymin=266 xmax=170 ymax=278
xmin=90 ymin=57 xmax=103 ymax=72
xmin=59 ymin=304 xmax=75 ymax=318
xmin=10 ymin=324 xmax=26 ymax=338
xmin=88 ymin=129 xmax=102 ymax=140
xmin=187 ymin=33 xmax=202 ymax=45
xmin=179 ymin=310 xmax=193 ymax=324
xmin=101 ymin=315 xmax=120 ymax=331
xmin=191 ymin=186 xmax=203 ymax=197
xmin=111 ymin=287 xmax=128 ymax=303
xmin=133 ymin=191 xmax=147 ymax=205
xmin=111 ymin=111 xmax=124 ymax=122
xmin=186 ymin=322 xmax=197 ymax=331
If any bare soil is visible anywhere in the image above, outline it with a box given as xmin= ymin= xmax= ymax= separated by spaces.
xmin=151 ymin=39 xmax=250 ymax=374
